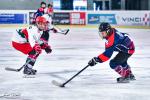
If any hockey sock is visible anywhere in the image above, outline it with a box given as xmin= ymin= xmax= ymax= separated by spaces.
xmin=115 ymin=65 xmax=130 ymax=78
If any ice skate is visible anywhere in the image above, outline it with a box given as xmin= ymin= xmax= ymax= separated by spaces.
xmin=129 ymin=73 xmax=136 ymax=80
xmin=23 ymin=65 xmax=37 ymax=75
xmin=117 ymin=77 xmax=130 ymax=83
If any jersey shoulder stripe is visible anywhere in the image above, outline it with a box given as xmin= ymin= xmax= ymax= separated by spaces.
xmin=105 ymin=30 xmax=115 ymax=48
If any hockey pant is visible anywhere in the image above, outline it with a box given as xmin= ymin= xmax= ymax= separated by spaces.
xmin=12 ymin=41 xmax=42 ymax=68
xmin=109 ymin=52 xmax=133 ymax=78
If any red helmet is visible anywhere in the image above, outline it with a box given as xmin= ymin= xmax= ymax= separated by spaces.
xmin=36 ymin=16 xmax=48 ymax=30
xmin=36 ymin=16 xmax=47 ymax=23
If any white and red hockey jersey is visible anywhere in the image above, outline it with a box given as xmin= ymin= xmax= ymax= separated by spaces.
xmin=44 ymin=7 xmax=53 ymax=16
xmin=12 ymin=26 xmax=44 ymax=47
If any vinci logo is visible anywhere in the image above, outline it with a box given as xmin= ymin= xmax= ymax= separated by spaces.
xmin=122 ymin=13 xmax=150 ymax=26
xmin=143 ymin=13 xmax=150 ymax=26
xmin=122 ymin=17 xmax=142 ymax=23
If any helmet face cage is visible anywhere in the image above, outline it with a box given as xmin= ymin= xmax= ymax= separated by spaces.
xmin=98 ymin=31 xmax=103 ymax=39
xmin=98 ymin=22 xmax=111 ymax=38
xmin=36 ymin=17 xmax=48 ymax=30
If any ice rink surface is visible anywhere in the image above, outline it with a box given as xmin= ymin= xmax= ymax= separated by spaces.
xmin=0 ymin=26 xmax=150 ymax=100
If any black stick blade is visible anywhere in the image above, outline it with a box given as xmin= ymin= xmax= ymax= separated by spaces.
xmin=63 ymin=29 xmax=69 ymax=35
xmin=5 ymin=67 xmax=19 ymax=72
xmin=52 ymin=80 xmax=65 ymax=87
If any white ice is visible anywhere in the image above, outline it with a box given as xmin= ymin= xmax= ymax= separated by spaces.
xmin=0 ymin=26 xmax=150 ymax=100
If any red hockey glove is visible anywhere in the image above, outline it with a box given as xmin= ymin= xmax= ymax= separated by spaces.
xmin=33 ymin=44 xmax=42 ymax=54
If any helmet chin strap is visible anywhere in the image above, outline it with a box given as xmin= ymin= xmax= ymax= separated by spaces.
xmin=106 ymin=29 xmax=111 ymax=36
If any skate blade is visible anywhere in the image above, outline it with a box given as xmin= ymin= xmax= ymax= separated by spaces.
xmin=130 ymin=78 xmax=136 ymax=81
xmin=117 ymin=80 xmax=130 ymax=83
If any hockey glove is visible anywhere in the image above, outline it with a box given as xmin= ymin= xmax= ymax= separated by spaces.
xmin=40 ymin=42 xmax=52 ymax=54
xmin=88 ymin=57 xmax=100 ymax=66
xmin=33 ymin=44 xmax=42 ymax=54
xmin=45 ymin=45 xmax=52 ymax=54
xmin=51 ymin=28 xmax=58 ymax=33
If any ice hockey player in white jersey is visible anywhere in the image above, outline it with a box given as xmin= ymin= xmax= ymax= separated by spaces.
xmin=33 ymin=2 xmax=69 ymax=35
xmin=42 ymin=14 xmax=69 ymax=34
xmin=12 ymin=16 xmax=68 ymax=75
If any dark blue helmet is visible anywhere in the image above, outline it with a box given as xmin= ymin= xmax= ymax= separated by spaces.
xmin=99 ymin=22 xmax=111 ymax=33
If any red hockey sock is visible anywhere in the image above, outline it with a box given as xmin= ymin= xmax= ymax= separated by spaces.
xmin=115 ymin=65 xmax=131 ymax=78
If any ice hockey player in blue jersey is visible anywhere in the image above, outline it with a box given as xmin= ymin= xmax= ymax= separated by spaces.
xmin=33 ymin=2 xmax=46 ymax=23
xmin=88 ymin=22 xmax=136 ymax=83
xmin=35 ymin=1 xmax=46 ymax=17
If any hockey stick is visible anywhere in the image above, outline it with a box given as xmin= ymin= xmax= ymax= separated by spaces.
xmin=52 ymin=65 xmax=90 ymax=87
xmin=5 ymin=53 xmax=37 ymax=72
xmin=53 ymin=25 xmax=69 ymax=35
xmin=57 ymin=29 xmax=69 ymax=35
xmin=5 ymin=65 xmax=24 ymax=72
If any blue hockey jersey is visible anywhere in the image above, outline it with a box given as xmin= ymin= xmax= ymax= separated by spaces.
xmin=34 ymin=7 xmax=45 ymax=19
xmin=98 ymin=28 xmax=135 ymax=63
